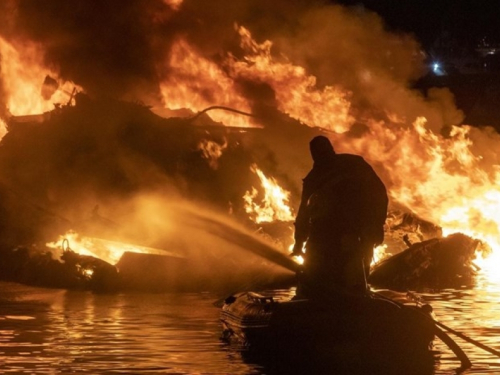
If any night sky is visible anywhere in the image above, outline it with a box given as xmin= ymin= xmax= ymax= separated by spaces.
xmin=335 ymin=0 xmax=500 ymax=50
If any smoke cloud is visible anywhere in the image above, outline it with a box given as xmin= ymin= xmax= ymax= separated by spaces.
xmin=0 ymin=0 xmax=460 ymax=124
xmin=0 ymin=0 xmax=497 ymax=272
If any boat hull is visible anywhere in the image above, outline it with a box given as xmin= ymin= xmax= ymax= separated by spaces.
xmin=220 ymin=290 xmax=436 ymax=372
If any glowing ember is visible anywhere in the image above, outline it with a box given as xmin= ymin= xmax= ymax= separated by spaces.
xmin=0 ymin=37 xmax=81 ymax=117
xmin=83 ymin=268 xmax=94 ymax=278
xmin=293 ymin=254 xmax=305 ymax=265
xmin=197 ymin=138 xmax=227 ymax=169
xmin=159 ymin=38 xmax=253 ymax=127
xmin=288 ymin=242 xmax=306 ymax=265
xmin=372 ymin=244 xmax=390 ymax=265
xmin=163 ymin=0 xmax=183 ymax=10
xmin=244 ymin=164 xmax=294 ymax=224
xmin=0 ymin=118 xmax=7 ymax=141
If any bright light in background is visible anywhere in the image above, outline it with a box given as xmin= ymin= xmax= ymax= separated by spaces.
xmin=432 ymin=61 xmax=445 ymax=76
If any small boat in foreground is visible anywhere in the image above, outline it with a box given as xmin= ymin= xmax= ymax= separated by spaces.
xmin=220 ymin=289 xmax=444 ymax=373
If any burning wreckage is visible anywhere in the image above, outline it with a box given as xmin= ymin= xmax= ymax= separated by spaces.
xmin=0 ymin=96 xmax=484 ymax=293
xmin=0 ymin=2 xmax=499 ymax=372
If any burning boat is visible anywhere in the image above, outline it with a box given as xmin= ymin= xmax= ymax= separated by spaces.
xmin=0 ymin=8 xmax=498 ymax=297
xmin=369 ymin=232 xmax=481 ymax=290
xmin=0 ymin=244 xmax=120 ymax=292
xmin=0 ymin=3 xmax=498 ymax=362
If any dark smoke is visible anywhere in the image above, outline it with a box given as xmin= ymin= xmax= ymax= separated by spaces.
xmin=0 ymin=0 xmax=175 ymax=101
xmin=0 ymin=0 xmax=322 ymax=104
xmin=0 ymin=0 xmax=497 ymax=280
xmin=0 ymin=0 xmax=451 ymax=123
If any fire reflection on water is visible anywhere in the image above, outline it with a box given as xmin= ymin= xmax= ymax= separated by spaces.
xmin=0 ymin=283 xmax=252 ymax=374
xmin=424 ymin=273 xmax=500 ymax=373
xmin=1 ymin=280 xmax=500 ymax=374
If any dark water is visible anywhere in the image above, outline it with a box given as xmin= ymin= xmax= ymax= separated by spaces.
xmin=1 ymin=276 xmax=500 ymax=374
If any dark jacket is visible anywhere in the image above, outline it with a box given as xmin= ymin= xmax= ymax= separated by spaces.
xmin=294 ymin=153 xmax=388 ymax=248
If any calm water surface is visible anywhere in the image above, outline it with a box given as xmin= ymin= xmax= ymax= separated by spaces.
xmin=1 ymin=275 xmax=500 ymax=374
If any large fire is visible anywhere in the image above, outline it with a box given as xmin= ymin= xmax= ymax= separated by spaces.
xmin=340 ymin=117 xmax=500 ymax=272
xmin=1 ymin=4 xmax=499 ymax=281
xmin=158 ymin=27 xmax=353 ymax=131
xmin=226 ymin=26 xmax=354 ymax=132
xmin=0 ymin=37 xmax=81 ymax=117
xmin=159 ymin=38 xmax=253 ymax=127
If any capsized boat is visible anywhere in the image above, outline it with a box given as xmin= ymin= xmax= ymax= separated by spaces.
xmin=220 ymin=288 xmax=440 ymax=372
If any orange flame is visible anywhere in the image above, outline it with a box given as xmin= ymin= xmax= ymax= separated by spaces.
xmin=159 ymin=38 xmax=253 ymax=127
xmin=3 ymin=19 xmax=499 ymax=282
xmin=46 ymin=230 xmax=176 ymax=266
xmin=372 ymin=244 xmax=390 ymax=265
xmin=0 ymin=37 xmax=81 ymax=117
xmin=157 ymin=26 xmax=500 ymax=275
xmin=226 ymin=26 xmax=354 ymax=132
xmin=159 ymin=27 xmax=353 ymax=131
xmin=0 ymin=118 xmax=7 ymax=141
xmin=337 ymin=117 xmax=500 ymax=270
xmin=197 ymin=138 xmax=228 ymax=169
xmin=163 ymin=0 xmax=183 ymax=10
xmin=243 ymin=164 xmax=294 ymax=223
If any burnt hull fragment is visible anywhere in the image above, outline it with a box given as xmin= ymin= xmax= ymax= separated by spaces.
xmin=0 ymin=246 xmax=119 ymax=292
xmin=369 ymin=233 xmax=480 ymax=290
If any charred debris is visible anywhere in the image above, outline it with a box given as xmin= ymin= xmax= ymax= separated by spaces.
xmin=0 ymin=96 xmax=481 ymax=292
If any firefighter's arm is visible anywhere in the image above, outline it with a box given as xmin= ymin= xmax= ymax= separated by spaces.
xmin=291 ymin=183 xmax=310 ymax=256
xmin=291 ymin=239 xmax=305 ymax=256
